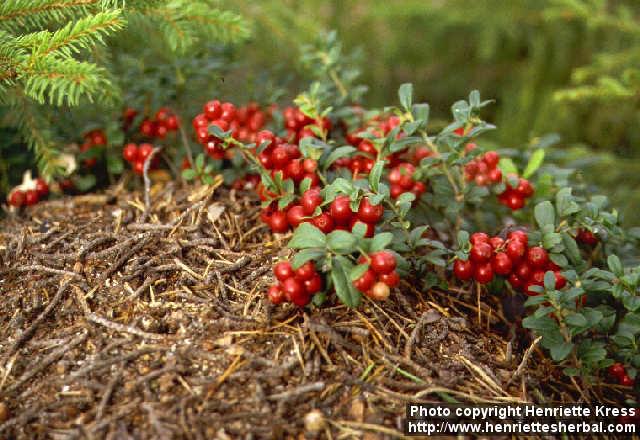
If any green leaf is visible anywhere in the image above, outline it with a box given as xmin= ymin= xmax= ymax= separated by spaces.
xmin=291 ymin=249 xmax=325 ymax=270
xmin=331 ymin=256 xmax=361 ymax=308
xmin=498 ymin=158 xmax=518 ymax=176
xmin=370 ymin=232 xmax=393 ymax=252
xmin=607 ymin=255 xmax=624 ymax=277
xmin=323 ymin=146 xmax=355 ymax=171
xmin=523 ymin=149 xmax=545 ymax=178
xmin=327 ymin=230 xmax=357 ymax=254
xmin=550 ymin=342 xmax=574 ymax=362
xmin=544 ymin=271 xmax=556 ymax=291
xmin=368 ymin=160 xmax=385 ymax=192
xmin=350 ymin=264 xmax=369 ymax=281
xmin=411 ymin=103 xmax=429 ymax=124
xmin=398 ymin=83 xmax=413 ymax=110
xmin=288 ymin=223 xmax=326 ymax=249
xmin=181 ymin=168 xmax=196 ymax=180
xmin=565 ymin=313 xmax=588 ymax=328
xmin=534 ymin=201 xmax=555 ymax=229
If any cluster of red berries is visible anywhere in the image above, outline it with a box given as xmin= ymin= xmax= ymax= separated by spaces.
xmin=352 ymin=251 xmax=398 ymax=300
xmin=139 ymin=107 xmax=180 ymax=140
xmin=122 ymin=143 xmax=157 ymax=175
xmin=6 ymin=178 xmax=49 ymax=207
xmin=608 ymin=363 xmax=636 ymax=387
xmin=453 ymin=230 xmax=566 ymax=294
xmin=497 ymin=176 xmax=534 ymax=211
xmin=388 ymin=163 xmax=426 ymax=199
xmin=255 ymin=130 xmax=319 ymax=186
xmin=464 ymin=149 xmax=502 ymax=187
xmin=268 ymin=260 xmax=323 ymax=307
xmin=79 ymin=129 xmax=107 ymax=168
xmin=283 ymin=106 xmax=330 ymax=143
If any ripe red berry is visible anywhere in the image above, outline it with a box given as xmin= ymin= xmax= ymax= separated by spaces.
xmin=554 ymin=271 xmax=567 ymax=289
xmin=123 ymin=143 xmax=138 ymax=162
xmin=367 ymin=281 xmax=390 ymax=301
xmin=270 ymin=146 xmax=289 ymax=169
xmin=412 ymin=181 xmax=427 ymax=197
xmin=267 ymin=285 xmax=285 ymax=304
xmin=274 ymin=261 xmax=294 ymax=282
xmin=140 ymin=119 xmax=155 ymax=137
xmin=473 ymin=262 xmax=494 ymax=284
xmin=35 ymin=178 xmax=49 ymax=197
xmin=282 ymin=277 xmax=308 ymax=307
xmin=508 ymin=230 xmax=528 ymax=245
xmin=516 ymin=178 xmax=534 ymax=197
xmin=470 ymin=242 xmax=493 ymax=263
xmin=7 ymin=189 xmax=25 ymax=207
xmin=24 ymin=189 xmax=38 ymax=206
xmin=489 ymin=236 xmax=505 ymax=250
xmin=527 ymin=246 xmax=549 ymax=268
xmin=530 ymin=270 xmax=546 ymax=286
xmin=329 ymin=195 xmax=353 ymax=225
xmin=492 ymin=252 xmax=513 ymax=276
xmin=379 ymin=270 xmax=400 ymax=288
xmin=483 ymin=151 xmax=499 ymax=168
xmin=508 ymin=273 xmax=524 ymax=289
xmin=515 ymin=262 xmax=532 ymax=281
xmin=133 ymin=160 xmax=145 ymax=175
xmin=470 ymin=232 xmax=490 ymax=245
xmin=357 ymin=197 xmax=383 ymax=224
xmin=609 ymin=363 xmax=626 ymax=379
xmin=303 ymin=273 xmax=323 ymax=294
xmin=620 ymin=375 xmax=634 ymax=387
xmin=506 ymin=239 xmax=526 ymax=262
xmin=577 ymin=229 xmax=598 ymax=246
xmin=295 ymin=261 xmax=316 ymax=281
xmin=220 ymin=102 xmax=236 ymax=122
xmin=138 ymin=143 xmax=154 ymax=162
xmin=204 ymin=100 xmax=222 ymax=120
xmin=285 ymin=159 xmax=304 ymax=182
xmin=505 ymin=193 xmax=525 ymax=210
xmin=269 ymin=211 xmax=289 ymax=233
xmin=311 ymin=212 xmax=334 ymax=234
xmin=353 ymin=269 xmax=376 ymax=292
xmin=488 ymin=167 xmax=502 ymax=183
xmin=166 ymin=114 xmax=179 ymax=130
xmin=390 ymin=184 xmax=404 ymax=199
xmin=524 ymin=282 xmax=540 ymax=296
xmin=453 ymin=259 xmax=474 ymax=281
xmin=301 ymin=188 xmax=323 ymax=215
xmin=370 ymin=251 xmax=396 ymax=274
xmin=192 ymin=114 xmax=208 ymax=130
xmin=474 ymin=174 xmax=489 ymax=186
xmin=303 ymin=158 xmax=318 ymax=173
xmin=286 ymin=205 xmax=306 ymax=228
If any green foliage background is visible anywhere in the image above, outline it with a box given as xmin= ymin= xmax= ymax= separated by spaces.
xmin=1 ymin=0 xmax=639 ymax=223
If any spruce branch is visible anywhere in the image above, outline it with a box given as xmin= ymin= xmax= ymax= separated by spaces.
xmin=0 ymin=0 xmax=99 ymax=31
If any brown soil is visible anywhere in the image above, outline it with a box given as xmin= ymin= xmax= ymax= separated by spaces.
xmin=0 ymin=181 xmax=629 ymax=439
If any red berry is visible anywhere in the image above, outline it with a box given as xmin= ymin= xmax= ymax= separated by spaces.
xmin=353 ymin=269 xmax=376 ymax=292
xmin=268 ymin=285 xmax=285 ymax=304
xmin=357 ymin=197 xmax=384 ymax=224
xmin=508 ymin=230 xmax=528 ymax=245
xmin=138 ymin=143 xmax=154 ymax=162
xmin=390 ymin=184 xmax=404 ymax=199
xmin=379 ymin=271 xmax=400 ymax=288
xmin=530 ymin=270 xmax=546 ymax=286
xmin=506 ymin=239 xmax=526 ymax=262
xmin=303 ymin=273 xmax=323 ymax=295
xmin=492 ymin=252 xmax=513 ymax=276
xmin=35 ymin=178 xmax=49 ymax=197
xmin=301 ymin=188 xmax=323 ymax=215
xmin=609 ymin=363 xmax=626 ymax=379
xmin=470 ymin=242 xmax=493 ymax=263
xmin=398 ymin=164 xmax=415 ymax=189
xmin=474 ymin=174 xmax=489 ymax=186
xmin=329 ymin=195 xmax=353 ymax=225
xmin=620 ymin=375 xmax=634 ymax=387
xmin=285 ymin=159 xmax=304 ymax=182
xmin=527 ymin=246 xmax=549 ymax=269
xmin=412 ymin=181 xmax=427 ymax=197
xmin=140 ymin=119 xmax=155 ymax=137
xmin=470 ymin=232 xmax=490 ymax=245
xmin=524 ymin=282 xmax=540 ymax=296
xmin=282 ymin=277 xmax=308 ymax=307
xmin=295 ymin=261 xmax=316 ymax=281
xmin=204 ymin=100 xmax=222 ymax=120
xmin=508 ymin=273 xmax=524 ymax=289
xmin=24 ymin=189 xmax=38 ymax=206
xmin=192 ymin=114 xmax=208 ymax=129
xmin=357 ymin=139 xmax=376 ymax=155
xmin=311 ymin=212 xmax=334 ymax=234
xmin=453 ymin=259 xmax=474 ymax=281
xmin=489 ymin=236 xmax=505 ymax=250
xmin=273 ymin=261 xmax=294 ymax=282
xmin=166 ymin=114 xmax=179 ymax=130
xmin=220 ymin=102 xmax=236 ymax=122
xmin=515 ymin=262 xmax=532 ymax=280
xmin=258 ymin=151 xmax=272 ymax=168
xmin=123 ymin=143 xmax=138 ymax=162
xmin=367 ymin=282 xmax=390 ymax=301
xmin=7 ymin=189 xmax=25 ymax=207
xmin=270 ymin=146 xmax=289 ymax=169
xmin=515 ymin=178 xmax=534 ymax=197
xmin=286 ymin=205 xmax=306 ymax=228
xmin=577 ymin=229 xmax=598 ymax=246
xmin=483 ymin=151 xmax=499 ymax=168
xmin=488 ymin=167 xmax=502 ymax=183
xmin=506 ymin=193 xmax=525 ymax=210
xmin=132 ymin=160 xmax=144 ymax=175
xmin=303 ymin=158 xmax=318 ymax=173
xmin=473 ymin=262 xmax=494 ymax=284
xmin=269 ymin=211 xmax=289 ymax=233
xmin=370 ymin=251 xmax=396 ymax=274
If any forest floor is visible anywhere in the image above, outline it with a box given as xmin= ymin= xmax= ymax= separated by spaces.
xmin=0 ymin=180 xmax=630 ymax=439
